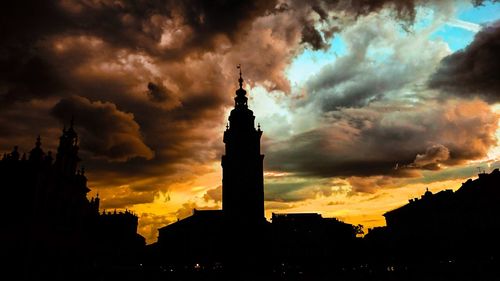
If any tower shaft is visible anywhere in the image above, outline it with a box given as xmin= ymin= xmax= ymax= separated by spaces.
xmin=221 ymin=69 xmax=264 ymax=223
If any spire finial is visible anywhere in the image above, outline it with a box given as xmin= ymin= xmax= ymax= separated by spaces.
xmin=237 ymin=64 xmax=243 ymax=89
xmin=70 ymin=115 xmax=75 ymax=128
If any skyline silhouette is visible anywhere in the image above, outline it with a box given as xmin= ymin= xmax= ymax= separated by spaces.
xmin=1 ymin=1 xmax=500 ymax=243
xmin=1 ymin=1 xmax=500 ymax=280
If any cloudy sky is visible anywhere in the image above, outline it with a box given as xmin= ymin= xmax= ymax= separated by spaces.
xmin=1 ymin=0 xmax=499 ymax=243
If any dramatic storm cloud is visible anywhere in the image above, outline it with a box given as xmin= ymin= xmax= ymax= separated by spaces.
xmin=266 ymin=100 xmax=498 ymax=179
xmin=304 ymin=12 xmax=449 ymax=110
xmin=429 ymin=20 xmax=500 ymax=102
xmin=51 ymin=95 xmax=154 ymax=161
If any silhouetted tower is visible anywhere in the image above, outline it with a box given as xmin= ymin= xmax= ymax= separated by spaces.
xmin=222 ymin=66 xmax=264 ymax=223
xmin=55 ymin=118 xmax=80 ymax=176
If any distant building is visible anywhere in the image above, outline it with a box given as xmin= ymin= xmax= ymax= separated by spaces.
xmin=0 ymin=120 xmax=145 ymax=275
xmin=1 ymin=122 xmax=97 ymax=232
xmin=383 ymin=188 xmax=455 ymax=240
xmin=157 ymin=209 xmax=227 ymax=262
xmin=271 ymin=213 xmax=358 ymax=239
xmin=384 ymin=169 xmax=500 ymax=238
xmin=379 ymin=168 xmax=500 ymax=259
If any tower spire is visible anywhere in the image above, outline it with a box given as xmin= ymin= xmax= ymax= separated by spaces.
xmin=237 ymin=64 xmax=243 ymax=89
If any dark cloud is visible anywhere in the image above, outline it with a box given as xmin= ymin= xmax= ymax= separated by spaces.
xmin=429 ymin=20 xmax=500 ymax=102
xmin=0 ymin=100 xmax=61 ymax=154
xmin=0 ymin=55 xmax=64 ymax=105
xmin=58 ymin=0 xmax=281 ymax=60
xmin=0 ymin=1 xmax=70 ymax=106
xmin=0 ymin=0 xmax=278 ymax=107
xmin=266 ymin=100 xmax=498 ymax=181
xmin=51 ymin=95 xmax=154 ymax=161
xmin=0 ymin=0 xmax=278 ymax=58
xmin=0 ymin=1 xmax=68 ymax=45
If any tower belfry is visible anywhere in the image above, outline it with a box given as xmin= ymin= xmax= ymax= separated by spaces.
xmin=222 ymin=65 xmax=265 ymax=223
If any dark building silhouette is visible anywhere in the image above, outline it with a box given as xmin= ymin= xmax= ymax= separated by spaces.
xmin=1 ymin=124 xmax=98 ymax=237
xmin=269 ymin=213 xmax=360 ymax=263
xmin=155 ymin=70 xmax=265 ymax=235
xmin=157 ymin=209 xmax=227 ymax=263
xmin=153 ymin=68 xmax=358 ymax=280
xmin=222 ymin=67 xmax=264 ymax=223
xmin=155 ymin=69 xmax=270 ymax=277
xmin=383 ymin=168 xmax=500 ymax=244
xmin=0 ymin=121 xmax=145 ymax=280
xmin=363 ymin=169 xmax=500 ymax=280
xmin=383 ymin=188 xmax=454 ymax=244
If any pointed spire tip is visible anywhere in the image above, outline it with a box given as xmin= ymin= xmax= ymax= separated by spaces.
xmin=237 ymin=64 xmax=243 ymax=89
